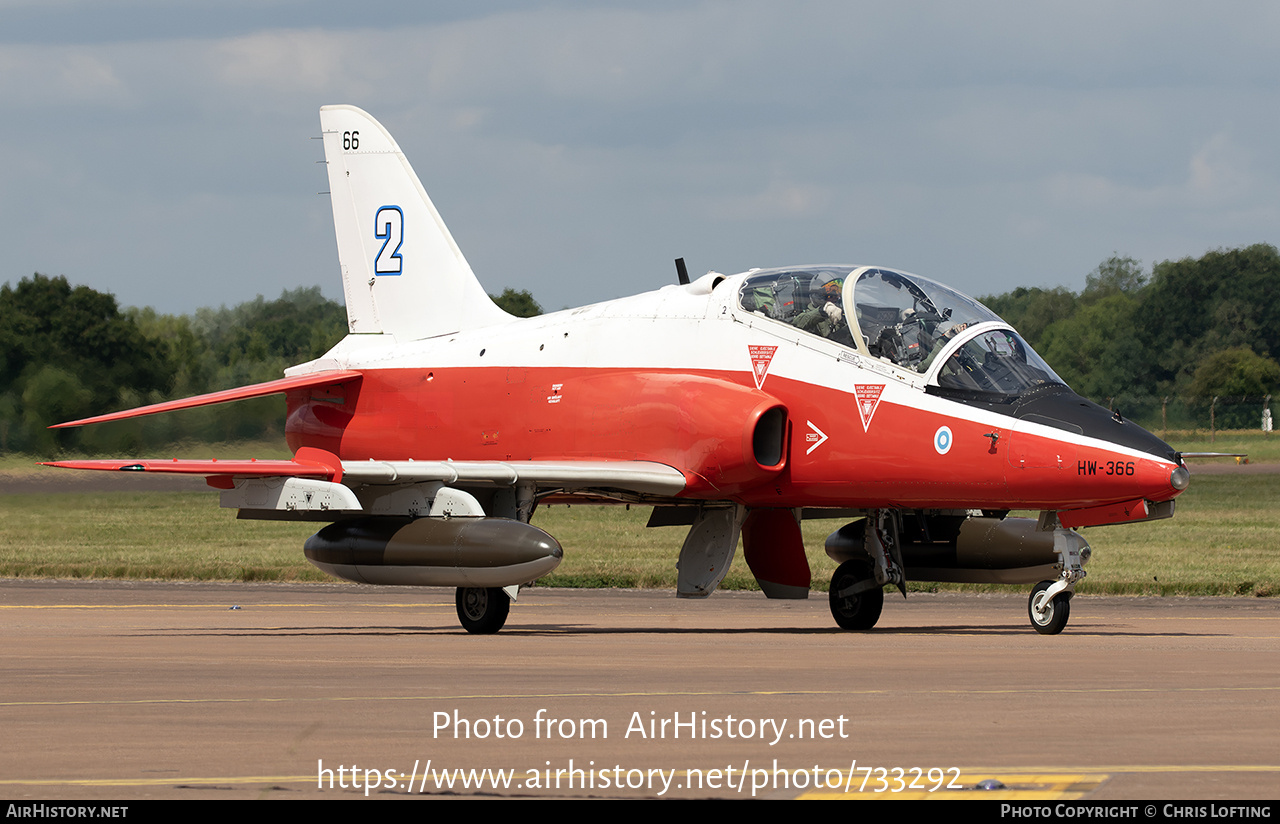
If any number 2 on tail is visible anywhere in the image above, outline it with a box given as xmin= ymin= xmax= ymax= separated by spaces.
xmin=374 ymin=206 xmax=403 ymax=275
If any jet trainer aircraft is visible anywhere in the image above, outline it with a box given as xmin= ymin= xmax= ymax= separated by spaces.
xmin=49 ymin=105 xmax=1190 ymax=635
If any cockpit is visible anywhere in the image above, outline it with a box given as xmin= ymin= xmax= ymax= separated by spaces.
xmin=736 ymin=265 xmax=1065 ymax=399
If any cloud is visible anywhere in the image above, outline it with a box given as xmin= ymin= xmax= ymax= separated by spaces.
xmin=0 ymin=46 xmax=128 ymax=106
xmin=2 ymin=1 xmax=1279 ymax=315
xmin=1188 ymin=132 xmax=1252 ymax=203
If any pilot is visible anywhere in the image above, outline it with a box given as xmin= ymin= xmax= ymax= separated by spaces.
xmin=794 ymin=279 xmax=845 ymax=338
xmin=740 ymin=285 xmax=777 ymax=318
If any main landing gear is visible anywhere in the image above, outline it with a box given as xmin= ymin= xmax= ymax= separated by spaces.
xmin=824 ymin=513 xmax=1090 ymax=634
xmin=455 ymin=587 xmax=510 ymax=634
xmin=828 ymin=561 xmax=884 ymax=630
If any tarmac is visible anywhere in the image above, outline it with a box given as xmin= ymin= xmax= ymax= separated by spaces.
xmin=1 ymin=579 xmax=1277 ymax=800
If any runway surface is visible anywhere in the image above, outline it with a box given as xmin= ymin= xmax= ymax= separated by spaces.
xmin=1 ymin=579 xmax=1277 ymax=800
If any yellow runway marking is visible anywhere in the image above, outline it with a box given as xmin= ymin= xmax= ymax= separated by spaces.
xmin=800 ymin=765 xmax=1280 ymax=800
xmin=5 ymin=683 xmax=1279 ymax=709
xmin=0 ymin=689 xmax=835 ymax=708
xmin=4 ymin=766 xmax=1278 ymax=794
xmin=0 ymin=775 xmax=315 ymax=789
xmin=800 ymin=772 xmax=1103 ymax=800
xmin=0 ymin=602 xmax=451 ymax=610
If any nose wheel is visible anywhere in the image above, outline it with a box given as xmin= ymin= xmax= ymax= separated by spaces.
xmin=828 ymin=561 xmax=884 ymax=630
xmin=456 ymin=586 xmax=510 ymax=634
xmin=1028 ymin=580 xmax=1072 ymax=635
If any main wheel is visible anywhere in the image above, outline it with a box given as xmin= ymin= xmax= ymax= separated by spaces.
xmin=456 ymin=586 xmax=510 ymax=634
xmin=828 ymin=561 xmax=884 ymax=630
xmin=1028 ymin=581 xmax=1071 ymax=635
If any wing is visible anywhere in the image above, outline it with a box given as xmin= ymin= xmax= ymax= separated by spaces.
xmin=338 ymin=459 xmax=687 ymax=496
xmin=46 ymin=447 xmax=688 ymax=518
xmin=45 ymin=453 xmax=687 ymax=495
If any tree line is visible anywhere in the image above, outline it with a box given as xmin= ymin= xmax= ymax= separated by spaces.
xmin=0 ymin=276 xmax=541 ymax=455
xmin=982 ymin=243 xmax=1280 ymax=430
xmin=3 ymin=244 xmax=1277 ymax=455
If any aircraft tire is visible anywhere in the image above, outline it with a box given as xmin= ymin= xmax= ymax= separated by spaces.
xmin=456 ymin=586 xmax=510 ymax=634
xmin=1028 ymin=581 xmax=1070 ymax=635
xmin=828 ymin=561 xmax=884 ymax=630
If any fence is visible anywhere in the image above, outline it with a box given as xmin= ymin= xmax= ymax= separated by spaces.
xmin=1085 ymin=394 xmax=1273 ymax=441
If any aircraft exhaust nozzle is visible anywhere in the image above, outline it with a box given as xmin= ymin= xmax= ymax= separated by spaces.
xmin=304 ymin=517 xmax=563 ymax=588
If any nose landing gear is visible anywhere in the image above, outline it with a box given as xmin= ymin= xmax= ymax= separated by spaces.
xmin=1027 ymin=527 xmax=1089 ymax=634
xmin=1028 ymin=580 xmax=1072 ymax=635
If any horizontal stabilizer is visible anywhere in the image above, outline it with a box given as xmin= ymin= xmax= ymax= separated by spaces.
xmin=51 ymin=370 xmax=362 ymax=429
xmin=44 ymin=446 xmax=345 ymax=482
xmin=43 ymin=457 xmax=337 ymax=479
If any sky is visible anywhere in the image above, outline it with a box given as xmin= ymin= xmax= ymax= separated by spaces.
xmin=3 ymin=0 xmax=1279 ymax=316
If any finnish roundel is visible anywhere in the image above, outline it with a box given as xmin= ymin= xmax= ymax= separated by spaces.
xmin=934 ymin=426 xmax=953 ymax=455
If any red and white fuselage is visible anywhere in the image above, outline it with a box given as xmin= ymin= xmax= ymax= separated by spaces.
xmin=282 ymin=268 xmax=1184 ymax=519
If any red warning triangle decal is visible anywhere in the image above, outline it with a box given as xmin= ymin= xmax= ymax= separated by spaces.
xmin=854 ymin=384 xmax=885 ymax=432
xmin=748 ymin=345 xmax=778 ymax=390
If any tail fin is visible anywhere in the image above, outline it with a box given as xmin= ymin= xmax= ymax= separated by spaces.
xmin=319 ymin=105 xmax=511 ymax=340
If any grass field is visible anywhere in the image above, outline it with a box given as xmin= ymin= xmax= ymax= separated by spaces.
xmin=0 ymin=439 xmax=296 ymax=471
xmin=1162 ymin=428 xmax=1280 ymax=463
xmin=0 ymin=466 xmax=1276 ymax=596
